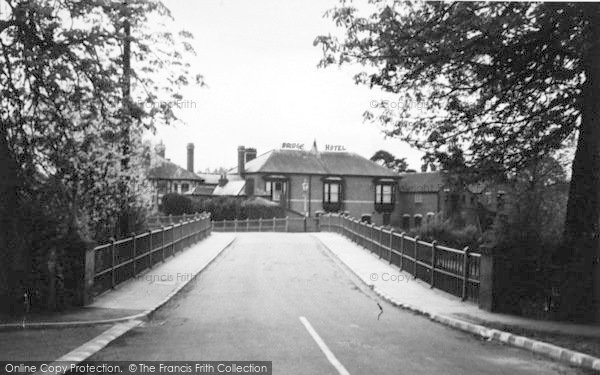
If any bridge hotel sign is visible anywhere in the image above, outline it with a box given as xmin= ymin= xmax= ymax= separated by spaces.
xmin=280 ymin=142 xmax=347 ymax=152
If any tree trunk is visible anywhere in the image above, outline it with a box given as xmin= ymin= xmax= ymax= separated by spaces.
xmin=561 ymin=4 xmax=600 ymax=322
xmin=0 ymin=123 xmax=27 ymax=315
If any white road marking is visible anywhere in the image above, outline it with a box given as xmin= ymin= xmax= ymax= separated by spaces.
xmin=299 ymin=316 xmax=351 ymax=375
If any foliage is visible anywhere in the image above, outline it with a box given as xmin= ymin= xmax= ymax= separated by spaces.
xmin=316 ymin=1 xmax=600 ymax=321
xmin=411 ymin=221 xmax=480 ymax=250
xmin=370 ymin=150 xmax=408 ymax=172
xmin=316 ymin=1 xmax=589 ymax=175
xmin=0 ymin=0 xmax=199 ymax=313
xmin=161 ymin=193 xmax=193 ymax=216
xmin=483 ymin=157 xmax=569 ymax=319
xmin=161 ymin=195 xmax=287 ymax=221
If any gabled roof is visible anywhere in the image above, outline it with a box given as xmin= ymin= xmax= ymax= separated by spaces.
xmin=230 ymin=149 xmax=398 ymax=178
xmin=147 ymin=156 xmax=203 ymax=181
xmin=397 ymin=171 xmax=446 ymax=193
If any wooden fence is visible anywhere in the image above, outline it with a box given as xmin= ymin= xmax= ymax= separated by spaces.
xmin=321 ymin=213 xmax=481 ymax=302
xmin=85 ymin=213 xmax=212 ymax=299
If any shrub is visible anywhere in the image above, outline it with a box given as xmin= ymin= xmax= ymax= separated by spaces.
xmin=161 ymin=193 xmax=193 ymax=215
xmin=193 ymin=197 xmax=287 ymax=221
xmin=159 ymin=195 xmax=287 ymax=221
xmin=411 ymin=221 xmax=480 ymax=249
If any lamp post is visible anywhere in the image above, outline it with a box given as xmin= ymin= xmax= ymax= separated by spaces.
xmin=302 ymin=178 xmax=309 ymax=217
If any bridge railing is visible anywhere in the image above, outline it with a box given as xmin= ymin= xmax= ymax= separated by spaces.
xmin=321 ymin=213 xmax=481 ymax=303
xmin=85 ymin=213 xmax=212 ymax=302
xmin=147 ymin=213 xmax=201 ymax=228
xmin=211 ymin=216 xmax=318 ymax=233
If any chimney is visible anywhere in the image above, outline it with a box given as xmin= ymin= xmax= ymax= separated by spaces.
xmin=237 ymin=145 xmax=245 ymax=176
xmin=245 ymin=178 xmax=255 ymax=197
xmin=245 ymin=147 xmax=257 ymax=163
xmin=218 ymin=173 xmax=228 ymax=187
xmin=155 ymin=141 xmax=166 ymax=158
xmin=187 ymin=143 xmax=194 ymax=172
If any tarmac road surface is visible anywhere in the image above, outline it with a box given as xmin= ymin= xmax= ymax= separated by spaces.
xmin=88 ymin=233 xmax=586 ymax=374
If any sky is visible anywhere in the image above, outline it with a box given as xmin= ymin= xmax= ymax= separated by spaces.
xmin=149 ymin=0 xmax=424 ymax=172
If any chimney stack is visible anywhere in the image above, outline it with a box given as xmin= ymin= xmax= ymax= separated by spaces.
xmin=244 ymin=178 xmax=255 ymax=197
xmin=237 ymin=146 xmax=246 ymax=176
xmin=187 ymin=143 xmax=194 ymax=172
xmin=218 ymin=173 xmax=228 ymax=187
xmin=245 ymin=148 xmax=257 ymax=163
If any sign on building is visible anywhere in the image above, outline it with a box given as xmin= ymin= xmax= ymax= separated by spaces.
xmin=325 ymin=145 xmax=346 ymax=152
xmin=281 ymin=142 xmax=305 ymax=150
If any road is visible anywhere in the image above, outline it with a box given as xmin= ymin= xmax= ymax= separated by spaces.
xmin=89 ymin=233 xmax=584 ymax=374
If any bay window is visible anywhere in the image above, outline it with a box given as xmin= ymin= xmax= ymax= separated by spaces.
xmin=374 ymin=179 xmax=396 ymax=212
xmin=323 ymin=177 xmax=343 ymax=212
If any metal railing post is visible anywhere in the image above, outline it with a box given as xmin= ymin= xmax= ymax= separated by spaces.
xmin=131 ymin=233 xmax=137 ymax=277
xmin=413 ymin=236 xmax=419 ymax=279
xmin=430 ymin=241 xmax=437 ymax=289
xmin=285 ymin=216 xmax=289 ymax=232
xmin=259 ymin=217 xmax=262 ymax=232
xmin=233 ymin=219 xmax=236 ymax=232
xmin=399 ymin=233 xmax=405 ymax=270
xmin=378 ymin=227 xmax=383 ymax=258
xmin=462 ymin=246 xmax=471 ymax=301
xmin=110 ymin=238 xmax=116 ymax=289
xmin=161 ymin=226 xmax=165 ymax=262
xmin=246 ymin=217 xmax=250 ymax=232
xmin=388 ymin=229 xmax=394 ymax=264
xmin=369 ymin=224 xmax=374 ymax=253
xmin=148 ymin=229 xmax=153 ymax=269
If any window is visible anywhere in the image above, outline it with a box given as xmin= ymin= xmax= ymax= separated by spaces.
xmin=323 ymin=178 xmax=343 ymax=212
xmin=374 ymin=181 xmax=395 ymax=212
xmin=414 ymin=194 xmax=423 ymax=204
xmin=173 ymin=183 xmax=179 ymax=193
xmin=265 ymin=179 xmax=288 ymax=203
xmin=414 ymin=214 xmax=423 ymax=228
xmin=426 ymin=212 xmax=435 ymax=225
xmin=375 ymin=184 xmax=393 ymax=204
xmin=324 ymin=182 xmax=340 ymax=203
xmin=181 ymin=183 xmax=189 ymax=193
xmin=402 ymin=215 xmax=410 ymax=230
xmin=383 ymin=212 xmax=391 ymax=226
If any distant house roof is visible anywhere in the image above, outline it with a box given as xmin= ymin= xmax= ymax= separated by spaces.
xmin=397 ymin=171 xmax=446 ymax=193
xmin=186 ymin=185 xmax=217 ymax=196
xmin=212 ymin=180 xmax=246 ymax=196
xmin=148 ymin=156 xmax=203 ymax=181
xmin=229 ymin=149 xmax=398 ymax=178
xmin=196 ymin=173 xmax=221 ymax=185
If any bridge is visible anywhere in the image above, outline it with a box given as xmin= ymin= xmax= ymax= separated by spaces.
xmin=3 ymin=215 xmax=593 ymax=374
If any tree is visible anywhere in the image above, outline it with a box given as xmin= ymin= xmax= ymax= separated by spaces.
xmin=370 ymin=150 xmax=408 ymax=172
xmin=316 ymin=2 xmax=600 ymax=321
xmin=0 ymin=0 xmax=200 ymax=312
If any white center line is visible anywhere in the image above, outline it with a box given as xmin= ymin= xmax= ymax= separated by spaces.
xmin=299 ymin=316 xmax=351 ymax=375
